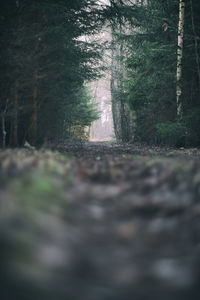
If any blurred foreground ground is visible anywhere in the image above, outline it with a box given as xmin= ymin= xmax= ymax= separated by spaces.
xmin=1 ymin=142 xmax=200 ymax=300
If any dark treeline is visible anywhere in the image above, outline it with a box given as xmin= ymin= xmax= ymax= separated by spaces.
xmin=1 ymin=0 xmax=200 ymax=147
xmin=0 ymin=0 xmax=104 ymax=147
xmin=111 ymin=0 xmax=200 ymax=146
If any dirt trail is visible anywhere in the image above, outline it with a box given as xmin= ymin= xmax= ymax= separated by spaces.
xmin=1 ymin=142 xmax=200 ymax=300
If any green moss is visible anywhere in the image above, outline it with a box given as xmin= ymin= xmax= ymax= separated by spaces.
xmin=1 ymin=150 xmax=73 ymax=215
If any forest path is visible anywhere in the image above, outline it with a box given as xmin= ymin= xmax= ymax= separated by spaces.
xmin=1 ymin=142 xmax=200 ymax=299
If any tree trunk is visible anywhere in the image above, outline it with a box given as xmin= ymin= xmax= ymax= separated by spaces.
xmin=9 ymin=2 xmax=21 ymax=147
xmin=190 ymin=0 xmax=200 ymax=92
xmin=176 ymin=0 xmax=185 ymax=117
xmin=1 ymin=114 xmax=6 ymax=149
xmin=29 ymin=69 xmax=38 ymax=145
xmin=110 ymin=13 xmax=135 ymax=142
xmin=29 ymin=21 xmax=39 ymax=145
xmin=9 ymin=79 xmax=19 ymax=147
xmin=1 ymin=99 xmax=9 ymax=148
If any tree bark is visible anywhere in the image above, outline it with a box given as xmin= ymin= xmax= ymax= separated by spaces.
xmin=9 ymin=1 xmax=21 ymax=147
xmin=176 ymin=0 xmax=185 ymax=117
xmin=1 ymin=99 xmax=9 ymax=148
xmin=9 ymin=79 xmax=19 ymax=147
xmin=190 ymin=0 xmax=200 ymax=92
xmin=29 ymin=69 xmax=38 ymax=145
xmin=29 ymin=22 xmax=39 ymax=145
xmin=110 ymin=5 xmax=135 ymax=142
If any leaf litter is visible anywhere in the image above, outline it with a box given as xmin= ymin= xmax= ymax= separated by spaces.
xmin=1 ymin=142 xmax=200 ymax=300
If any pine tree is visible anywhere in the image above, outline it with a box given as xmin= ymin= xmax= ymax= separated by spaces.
xmin=115 ymin=0 xmax=200 ymax=146
xmin=0 ymin=0 xmax=102 ymax=147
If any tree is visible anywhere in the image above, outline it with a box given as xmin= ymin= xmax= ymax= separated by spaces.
xmin=0 ymin=0 xmax=102 ymax=147
xmin=176 ymin=0 xmax=185 ymax=117
xmin=109 ymin=0 xmax=136 ymax=142
xmin=112 ymin=0 xmax=200 ymax=146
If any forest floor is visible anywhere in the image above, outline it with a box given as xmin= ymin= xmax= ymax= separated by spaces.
xmin=1 ymin=142 xmax=200 ymax=300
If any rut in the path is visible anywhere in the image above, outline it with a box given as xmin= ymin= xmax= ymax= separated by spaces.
xmin=1 ymin=142 xmax=200 ymax=300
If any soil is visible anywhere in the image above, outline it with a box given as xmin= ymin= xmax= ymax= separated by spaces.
xmin=1 ymin=142 xmax=200 ymax=300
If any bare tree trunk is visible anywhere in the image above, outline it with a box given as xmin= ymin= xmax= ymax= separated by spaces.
xmin=1 ymin=99 xmax=9 ymax=149
xmin=29 ymin=22 xmax=39 ymax=145
xmin=176 ymin=0 xmax=185 ymax=117
xmin=29 ymin=69 xmax=38 ymax=145
xmin=1 ymin=117 xmax=6 ymax=148
xmin=190 ymin=0 xmax=200 ymax=92
xmin=9 ymin=1 xmax=21 ymax=147
xmin=110 ymin=28 xmax=123 ymax=141
xmin=9 ymin=79 xmax=19 ymax=147
xmin=13 ymin=80 xmax=19 ymax=146
xmin=110 ymin=5 xmax=136 ymax=142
